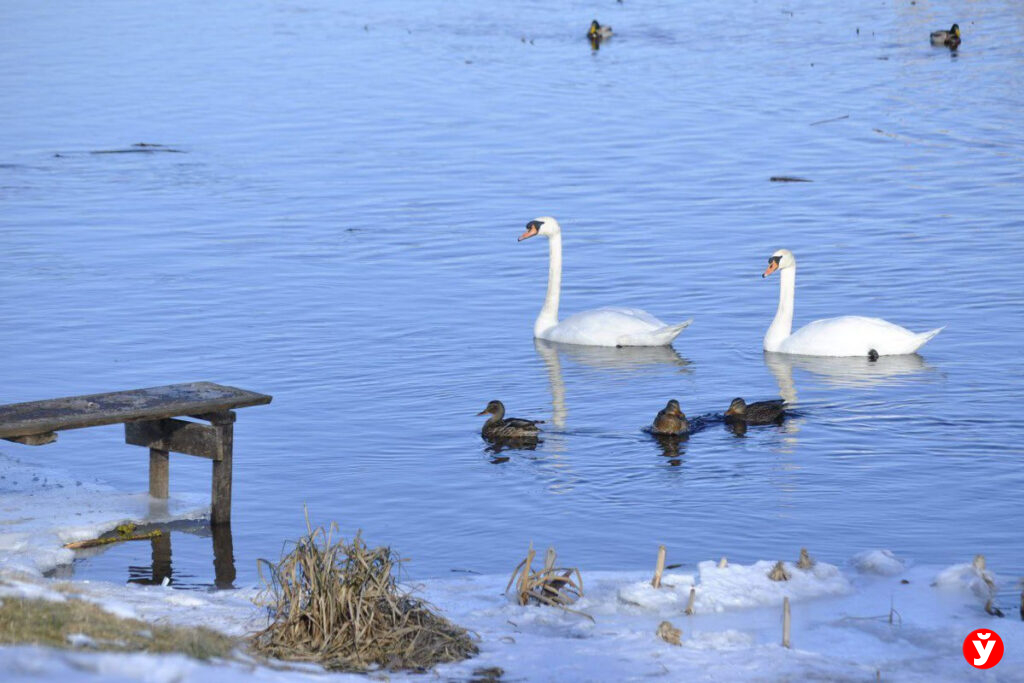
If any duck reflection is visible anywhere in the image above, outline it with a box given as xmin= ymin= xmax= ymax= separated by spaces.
xmin=483 ymin=434 xmax=541 ymax=462
xmin=652 ymin=433 xmax=688 ymax=464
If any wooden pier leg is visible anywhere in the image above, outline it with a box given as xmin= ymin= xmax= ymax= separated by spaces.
xmin=208 ymin=411 xmax=235 ymax=525
xmin=149 ymin=448 xmax=169 ymax=498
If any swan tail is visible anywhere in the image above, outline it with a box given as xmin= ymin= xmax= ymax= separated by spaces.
xmin=910 ymin=325 xmax=944 ymax=352
xmin=617 ymin=319 xmax=693 ymax=347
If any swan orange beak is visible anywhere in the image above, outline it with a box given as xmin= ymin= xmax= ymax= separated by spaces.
xmin=762 ymin=261 xmax=779 ymax=278
xmin=518 ymin=226 xmax=539 ymax=242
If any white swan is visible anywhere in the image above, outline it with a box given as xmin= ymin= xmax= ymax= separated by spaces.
xmin=762 ymin=249 xmax=943 ymax=356
xmin=518 ymin=217 xmax=691 ymax=347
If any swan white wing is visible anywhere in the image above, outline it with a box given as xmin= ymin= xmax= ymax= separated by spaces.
xmin=778 ymin=316 xmax=942 ymax=356
xmin=538 ymin=307 xmax=690 ymax=347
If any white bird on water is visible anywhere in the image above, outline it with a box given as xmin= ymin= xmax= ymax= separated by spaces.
xmin=761 ymin=248 xmax=943 ymax=357
xmin=518 ymin=217 xmax=691 ymax=347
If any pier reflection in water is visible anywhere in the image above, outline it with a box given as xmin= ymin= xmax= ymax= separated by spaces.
xmin=127 ymin=522 xmax=236 ymax=590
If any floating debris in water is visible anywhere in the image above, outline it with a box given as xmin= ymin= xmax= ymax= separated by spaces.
xmin=770 ymin=176 xmax=812 ymax=182
xmin=90 ymin=143 xmax=185 ymax=154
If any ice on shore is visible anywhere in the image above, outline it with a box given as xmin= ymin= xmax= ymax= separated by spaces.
xmin=0 ymin=454 xmax=208 ymax=576
xmin=1 ymin=454 xmax=1022 ymax=682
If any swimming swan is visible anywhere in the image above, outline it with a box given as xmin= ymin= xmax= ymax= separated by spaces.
xmin=518 ymin=217 xmax=691 ymax=347
xmin=762 ymin=249 xmax=943 ymax=356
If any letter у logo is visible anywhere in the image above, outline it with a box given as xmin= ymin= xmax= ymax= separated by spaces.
xmin=962 ymin=629 xmax=1004 ymax=669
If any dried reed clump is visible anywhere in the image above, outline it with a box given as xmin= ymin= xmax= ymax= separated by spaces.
xmin=251 ymin=520 xmax=477 ymax=672
xmin=506 ymin=545 xmax=592 ymax=621
xmin=767 ymin=560 xmax=791 ymax=582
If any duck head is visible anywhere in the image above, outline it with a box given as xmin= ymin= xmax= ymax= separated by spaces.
xmin=477 ymin=400 xmax=505 ymax=417
xmin=518 ymin=216 xmax=561 ymax=242
xmin=762 ymin=249 xmax=796 ymax=278
xmin=950 ymin=23 xmax=961 ymax=39
xmin=725 ymin=397 xmax=747 ymax=417
xmin=664 ymin=399 xmax=686 ymax=418
xmin=588 ymin=20 xmax=602 ymax=38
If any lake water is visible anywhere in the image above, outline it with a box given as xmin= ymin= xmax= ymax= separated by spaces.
xmin=2 ymin=0 xmax=1023 ymax=592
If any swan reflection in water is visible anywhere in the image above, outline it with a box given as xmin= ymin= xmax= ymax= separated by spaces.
xmin=534 ymin=338 xmax=692 ymax=428
xmin=764 ymin=351 xmax=933 ymax=404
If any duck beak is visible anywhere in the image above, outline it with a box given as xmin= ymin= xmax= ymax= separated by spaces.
xmin=476 ymin=409 xmax=488 ymax=416
xmin=518 ymin=226 xmax=539 ymax=242
xmin=762 ymin=261 xmax=779 ymax=278
xmin=725 ymin=407 xmax=736 ymax=416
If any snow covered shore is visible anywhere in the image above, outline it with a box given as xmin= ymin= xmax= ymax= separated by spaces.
xmin=1 ymin=454 xmax=1020 ymax=681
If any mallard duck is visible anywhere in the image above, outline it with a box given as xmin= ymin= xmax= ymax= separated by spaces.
xmin=587 ymin=20 xmax=613 ymax=41
xmin=477 ymin=400 xmax=542 ymax=438
xmin=651 ymin=399 xmax=689 ymax=436
xmin=724 ymin=398 xmax=786 ymax=425
xmin=930 ymin=23 xmax=960 ymax=48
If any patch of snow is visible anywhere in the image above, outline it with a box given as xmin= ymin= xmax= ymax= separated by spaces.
xmin=66 ymin=633 xmax=96 ymax=648
xmin=933 ymin=560 xmax=997 ymax=601
xmin=0 ymin=454 xmax=209 ymax=576
xmin=851 ymin=549 xmax=906 ymax=576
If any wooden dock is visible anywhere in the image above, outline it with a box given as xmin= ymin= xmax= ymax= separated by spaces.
xmin=0 ymin=382 xmax=272 ymax=524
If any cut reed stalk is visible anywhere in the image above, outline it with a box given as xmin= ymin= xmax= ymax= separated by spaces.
xmin=782 ymin=597 xmax=791 ymax=648
xmin=651 ymin=545 xmax=666 ymax=588
xmin=684 ymin=587 xmax=696 ymax=615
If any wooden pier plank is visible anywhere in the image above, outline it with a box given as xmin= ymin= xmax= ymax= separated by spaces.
xmin=0 ymin=382 xmax=271 ymax=439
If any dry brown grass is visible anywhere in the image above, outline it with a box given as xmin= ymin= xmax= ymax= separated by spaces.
xmin=0 ymin=596 xmax=236 ymax=659
xmin=250 ymin=518 xmax=477 ymax=672
xmin=506 ymin=545 xmax=592 ymax=621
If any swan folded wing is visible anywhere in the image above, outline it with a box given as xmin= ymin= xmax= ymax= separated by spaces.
xmin=780 ymin=316 xmax=940 ymax=356
xmin=540 ymin=307 xmax=689 ymax=347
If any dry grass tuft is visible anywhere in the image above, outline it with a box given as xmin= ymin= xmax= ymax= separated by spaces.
xmin=0 ymin=597 xmax=236 ymax=659
xmin=250 ymin=518 xmax=477 ymax=672
xmin=767 ymin=560 xmax=791 ymax=582
xmin=505 ymin=545 xmax=592 ymax=621
xmin=656 ymin=620 xmax=681 ymax=645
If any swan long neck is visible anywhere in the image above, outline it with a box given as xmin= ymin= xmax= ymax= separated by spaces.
xmin=535 ymin=232 xmax=562 ymax=337
xmin=764 ymin=265 xmax=795 ymax=351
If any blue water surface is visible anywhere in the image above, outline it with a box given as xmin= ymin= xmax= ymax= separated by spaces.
xmin=1 ymin=0 xmax=1023 ymax=590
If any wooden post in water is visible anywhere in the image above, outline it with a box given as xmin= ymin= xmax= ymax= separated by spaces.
xmin=652 ymin=545 xmax=667 ymax=588
xmin=782 ymin=597 xmax=792 ymax=648
xmin=208 ymin=411 xmax=235 ymax=525
xmin=149 ymin=448 xmax=169 ymax=498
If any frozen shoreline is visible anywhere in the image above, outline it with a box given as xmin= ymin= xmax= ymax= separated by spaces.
xmin=1 ymin=454 xmax=1021 ymax=681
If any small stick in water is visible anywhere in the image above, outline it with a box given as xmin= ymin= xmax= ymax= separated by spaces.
xmin=656 ymin=620 xmax=682 ymax=646
xmin=782 ymin=596 xmax=792 ymax=648
xmin=651 ymin=545 xmax=666 ymax=588
xmin=796 ymin=548 xmax=815 ymax=570
xmin=718 ymin=556 xmax=728 ymax=568
xmin=685 ymin=587 xmax=696 ymax=615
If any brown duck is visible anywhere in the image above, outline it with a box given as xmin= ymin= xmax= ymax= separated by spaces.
xmin=477 ymin=400 xmax=542 ymax=438
xmin=930 ymin=23 xmax=960 ymax=49
xmin=651 ymin=399 xmax=689 ymax=436
xmin=724 ymin=398 xmax=785 ymax=425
